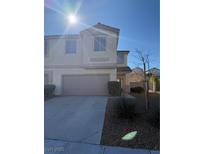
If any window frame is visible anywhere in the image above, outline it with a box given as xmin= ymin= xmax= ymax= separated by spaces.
xmin=94 ymin=36 xmax=106 ymax=52
xmin=117 ymin=54 xmax=125 ymax=64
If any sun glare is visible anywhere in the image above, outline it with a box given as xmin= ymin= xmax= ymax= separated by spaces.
xmin=68 ymin=14 xmax=77 ymax=24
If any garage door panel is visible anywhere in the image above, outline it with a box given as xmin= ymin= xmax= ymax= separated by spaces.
xmin=62 ymin=74 xmax=109 ymax=95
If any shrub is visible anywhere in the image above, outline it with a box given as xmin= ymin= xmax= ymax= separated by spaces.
xmin=118 ymin=96 xmax=136 ymax=118
xmin=108 ymin=81 xmax=121 ymax=96
xmin=130 ymin=86 xmax=144 ymax=93
xmin=44 ymin=84 xmax=56 ymax=97
xmin=155 ymin=78 xmax=160 ymax=91
xmin=150 ymin=76 xmax=160 ymax=92
xmin=148 ymin=111 xmax=160 ymax=129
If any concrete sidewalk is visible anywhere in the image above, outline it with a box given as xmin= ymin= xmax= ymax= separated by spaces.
xmin=45 ymin=139 xmax=159 ymax=154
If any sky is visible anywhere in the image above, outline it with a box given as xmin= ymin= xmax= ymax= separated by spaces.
xmin=45 ymin=0 xmax=160 ymax=69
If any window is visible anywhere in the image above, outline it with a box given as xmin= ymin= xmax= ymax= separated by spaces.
xmin=66 ymin=40 xmax=77 ymax=54
xmin=44 ymin=39 xmax=48 ymax=56
xmin=117 ymin=54 xmax=124 ymax=63
xmin=94 ymin=37 xmax=106 ymax=51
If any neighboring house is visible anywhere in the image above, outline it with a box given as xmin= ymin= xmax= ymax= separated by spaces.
xmin=44 ymin=23 xmax=131 ymax=95
xmin=126 ymin=67 xmax=160 ymax=93
xmin=126 ymin=67 xmax=144 ymax=92
xmin=147 ymin=67 xmax=160 ymax=77
xmin=147 ymin=68 xmax=160 ymax=92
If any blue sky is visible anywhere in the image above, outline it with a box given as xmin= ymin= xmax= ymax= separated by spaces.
xmin=45 ymin=0 xmax=160 ymax=69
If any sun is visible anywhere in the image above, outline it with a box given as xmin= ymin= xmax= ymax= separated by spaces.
xmin=68 ymin=14 xmax=77 ymax=24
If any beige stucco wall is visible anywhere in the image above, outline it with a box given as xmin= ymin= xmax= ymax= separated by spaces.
xmin=80 ymin=29 xmax=118 ymax=67
xmin=117 ymin=74 xmax=126 ymax=92
xmin=45 ymin=68 xmax=117 ymax=95
xmin=125 ymin=72 xmax=144 ymax=93
xmin=45 ymin=35 xmax=82 ymax=66
xmin=45 ymin=28 xmax=118 ymax=68
xmin=44 ymin=25 xmax=120 ymax=95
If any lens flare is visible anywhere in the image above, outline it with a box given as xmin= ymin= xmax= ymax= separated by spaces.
xmin=68 ymin=14 xmax=77 ymax=24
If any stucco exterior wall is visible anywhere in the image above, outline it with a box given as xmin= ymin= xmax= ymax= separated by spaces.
xmin=80 ymin=29 xmax=118 ymax=67
xmin=44 ymin=24 xmax=122 ymax=95
xmin=45 ymin=68 xmax=117 ymax=95
xmin=45 ymin=28 xmax=118 ymax=68
xmin=117 ymin=74 xmax=126 ymax=92
xmin=125 ymin=72 xmax=144 ymax=93
xmin=45 ymin=35 xmax=82 ymax=66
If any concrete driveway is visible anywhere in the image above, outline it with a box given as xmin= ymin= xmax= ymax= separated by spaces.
xmin=44 ymin=96 xmax=107 ymax=144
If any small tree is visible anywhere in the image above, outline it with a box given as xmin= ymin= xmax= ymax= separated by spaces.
xmin=132 ymin=49 xmax=150 ymax=111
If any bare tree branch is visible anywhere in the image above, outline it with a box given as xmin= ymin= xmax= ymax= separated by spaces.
xmin=132 ymin=48 xmax=151 ymax=111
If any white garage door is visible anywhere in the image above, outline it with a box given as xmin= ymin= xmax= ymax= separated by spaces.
xmin=62 ymin=74 xmax=109 ymax=95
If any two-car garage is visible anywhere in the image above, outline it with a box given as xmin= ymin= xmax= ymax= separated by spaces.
xmin=62 ymin=74 xmax=109 ymax=95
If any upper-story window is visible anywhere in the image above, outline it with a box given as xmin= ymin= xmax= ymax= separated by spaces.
xmin=44 ymin=39 xmax=48 ymax=56
xmin=66 ymin=40 xmax=77 ymax=54
xmin=94 ymin=37 xmax=106 ymax=51
xmin=117 ymin=54 xmax=124 ymax=64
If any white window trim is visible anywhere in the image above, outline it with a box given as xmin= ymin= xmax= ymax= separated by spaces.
xmin=94 ymin=36 xmax=106 ymax=52
xmin=117 ymin=54 xmax=125 ymax=64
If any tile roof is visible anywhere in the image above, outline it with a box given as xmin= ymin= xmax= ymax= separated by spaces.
xmin=117 ymin=66 xmax=132 ymax=73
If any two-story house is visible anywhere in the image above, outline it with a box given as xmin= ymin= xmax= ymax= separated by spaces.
xmin=45 ymin=23 xmax=131 ymax=95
